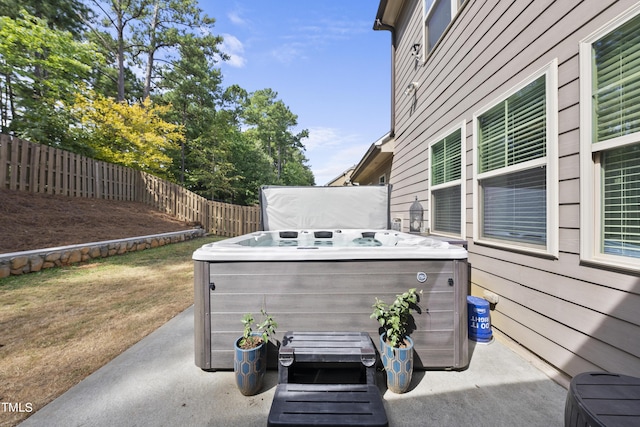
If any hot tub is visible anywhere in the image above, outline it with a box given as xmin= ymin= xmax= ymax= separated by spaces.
xmin=193 ymin=228 xmax=469 ymax=370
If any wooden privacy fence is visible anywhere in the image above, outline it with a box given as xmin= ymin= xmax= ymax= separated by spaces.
xmin=0 ymin=134 xmax=260 ymax=237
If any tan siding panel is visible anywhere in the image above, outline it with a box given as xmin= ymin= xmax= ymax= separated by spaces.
xmin=468 ymin=243 xmax=640 ymax=294
xmin=489 ymin=309 xmax=604 ymax=377
xmin=559 ymin=228 xmax=580 ymax=254
xmin=559 ymin=179 xmax=580 ymax=205
xmin=471 ymin=254 xmax=640 ymax=327
xmin=495 ymin=296 xmax=639 ymax=377
xmin=559 ymin=204 xmax=579 ymax=229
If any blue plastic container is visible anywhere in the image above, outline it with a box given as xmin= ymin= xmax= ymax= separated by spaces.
xmin=467 ymin=296 xmax=492 ymax=343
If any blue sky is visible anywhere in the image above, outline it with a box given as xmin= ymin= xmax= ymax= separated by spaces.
xmin=201 ymin=1 xmax=392 ymax=185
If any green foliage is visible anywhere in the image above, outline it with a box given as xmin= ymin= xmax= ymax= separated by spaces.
xmin=242 ymin=89 xmax=314 ymax=186
xmin=0 ymin=10 xmax=102 ymax=143
xmin=71 ymin=93 xmax=183 ymax=179
xmin=0 ymin=3 xmax=316 ymax=203
xmin=0 ymin=0 xmax=91 ymax=35
xmin=239 ymin=309 xmax=278 ymax=349
xmin=371 ymin=288 xmax=422 ymax=348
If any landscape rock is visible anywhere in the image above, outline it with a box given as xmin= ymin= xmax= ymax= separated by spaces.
xmin=29 ymin=256 xmax=44 ymax=272
xmin=10 ymin=256 xmax=28 ymax=271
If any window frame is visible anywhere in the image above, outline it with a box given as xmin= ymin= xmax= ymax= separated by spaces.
xmin=579 ymin=3 xmax=640 ymax=272
xmin=423 ymin=0 xmax=467 ymax=58
xmin=429 ymin=121 xmax=466 ymax=238
xmin=472 ymin=59 xmax=559 ymax=257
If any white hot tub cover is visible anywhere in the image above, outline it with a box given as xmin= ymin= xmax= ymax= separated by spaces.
xmin=259 ymin=185 xmax=391 ymax=231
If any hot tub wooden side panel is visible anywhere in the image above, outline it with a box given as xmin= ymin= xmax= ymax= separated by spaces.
xmin=196 ymin=259 xmax=469 ymax=370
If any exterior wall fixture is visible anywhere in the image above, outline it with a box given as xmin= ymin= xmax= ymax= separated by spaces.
xmin=409 ymin=196 xmax=424 ymax=233
xmin=404 ymin=81 xmax=420 ymax=96
xmin=411 ymin=43 xmax=422 ymax=64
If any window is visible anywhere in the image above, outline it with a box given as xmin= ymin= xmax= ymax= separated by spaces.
xmin=473 ymin=60 xmax=558 ymax=256
xmin=430 ymin=125 xmax=464 ymax=236
xmin=379 ymin=174 xmax=386 ymax=185
xmin=424 ymin=0 xmax=467 ymax=54
xmin=580 ymin=5 xmax=640 ymax=270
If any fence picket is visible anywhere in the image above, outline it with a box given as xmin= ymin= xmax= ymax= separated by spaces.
xmin=0 ymin=135 xmax=8 ymax=187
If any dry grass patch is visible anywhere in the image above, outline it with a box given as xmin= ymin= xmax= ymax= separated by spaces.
xmin=0 ymin=236 xmax=223 ymax=427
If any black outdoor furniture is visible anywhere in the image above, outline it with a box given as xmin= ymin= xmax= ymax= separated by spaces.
xmin=268 ymin=331 xmax=388 ymax=427
xmin=564 ymin=371 xmax=640 ymax=427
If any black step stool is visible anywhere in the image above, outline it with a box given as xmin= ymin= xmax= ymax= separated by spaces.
xmin=268 ymin=331 xmax=388 ymax=427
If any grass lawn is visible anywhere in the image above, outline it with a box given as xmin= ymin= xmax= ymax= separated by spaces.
xmin=0 ymin=236 xmax=223 ymax=427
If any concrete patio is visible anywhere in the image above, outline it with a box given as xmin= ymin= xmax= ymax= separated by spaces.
xmin=20 ymin=306 xmax=569 ymax=426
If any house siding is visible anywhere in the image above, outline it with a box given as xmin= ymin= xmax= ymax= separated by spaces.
xmin=385 ymin=0 xmax=640 ymax=378
xmin=353 ymin=161 xmax=391 ymax=186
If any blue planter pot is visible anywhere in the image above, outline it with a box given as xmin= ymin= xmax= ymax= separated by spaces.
xmin=234 ymin=334 xmax=267 ymax=396
xmin=380 ymin=333 xmax=414 ymax=394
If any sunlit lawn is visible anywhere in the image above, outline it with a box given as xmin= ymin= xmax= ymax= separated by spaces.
xmin=0 ymin=236 xmax=223 ymax=427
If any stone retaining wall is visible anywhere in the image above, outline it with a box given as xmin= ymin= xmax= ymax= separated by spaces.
xmin=0 ymin=229 xmax=206 ymax=278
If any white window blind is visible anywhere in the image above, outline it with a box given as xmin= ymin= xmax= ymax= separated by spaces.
xmin=482 ymin=167 xmax=546 ymax=245
xmin=593 ymin=14 xmax=640 ymax=142
xmin=478 ymin=76 xmax=546 ymax=173
xmin=602 ymin=143 xmax=640 ymax=258
xmin=432 ymin=129 xmax=461 ymax=185
xmin=433 ymin=186 xmax=461 ymax=234
xmin=477 ymin=75 xmax=547 ymax=247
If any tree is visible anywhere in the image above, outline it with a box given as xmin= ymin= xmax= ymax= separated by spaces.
xmin=155 ymin=32 xmax=225 ymax=187
xmin=133 ymin=0 xmax=223 ymax=100
xmin=0 ymin=0 xmax=92 ymax=36
xmin=281 ymin=149 xmax=315 ymax=186
xmin=228 ymin=135 xmax=277 ymax=204
xmin=71 ymin=93 xmax=183 ymax=178
xmin=242 ymin=89 xmax=314 ymax=185
xmin=89 ymin=0 xmax=149 ymax=101
xmin=85 ymin=27 xmax=145 ymax=101
xmin=0 ymin=10 xmax=100 ymax=146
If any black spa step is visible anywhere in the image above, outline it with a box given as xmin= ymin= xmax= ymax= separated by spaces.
xmin=267 ymin=383 xmax=388 ymax=427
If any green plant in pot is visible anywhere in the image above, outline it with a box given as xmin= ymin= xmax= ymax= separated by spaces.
xmin=371 ymin=288 xmax=421 ymax=393
xmin=234 ymin=309 xmax=277 ymax=396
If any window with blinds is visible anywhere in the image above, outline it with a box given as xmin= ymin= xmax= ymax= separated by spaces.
xmin=593 ymin=13 xmax=640 ymax=142
xmin=476 ymin=75 xmax=547 ymax=247
xmin=432 ymin=129 xmax=461 ymax=185
xmin=602 ymin=145 xmax=640 ymax=258
xmin=431 ymin=128 xmax=462 ymax=235
xmin=591 ymin=11 xmax=640 ymax=260
xmin=478 ymin=76 xmax=546 ymax=173
xmin=482 ymin=167 xmax=546 ymax=245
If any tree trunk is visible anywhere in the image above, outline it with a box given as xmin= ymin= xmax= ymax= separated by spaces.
xmin=143 ymin=1 xmax=160 ymax=100
xmin=117 ymin=15 xmax=125 ymax=102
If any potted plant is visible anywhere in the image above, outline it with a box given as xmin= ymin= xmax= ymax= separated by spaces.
xmin=233 ymin=309 xmax=277 ymax=396
xmin=371 ymin=288 xmax=421 ymax=393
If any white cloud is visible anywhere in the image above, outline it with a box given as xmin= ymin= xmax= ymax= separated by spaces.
xmin=303 ymin=127 xmax=372 ymax=185
xmin=312 ymin=144 xmax=367 ymax=186
xmin=268 ymin=18 xmax=370 ymax=65
xmin=221 ymin=34 xmax=246 ymax=68
xmin=228 ymin=10 xmax=248 ymax=26
xmin=269 ymin=42 xmax=309 ymax=65
xmin=305 ymin=127 xmax=359 ymax=151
